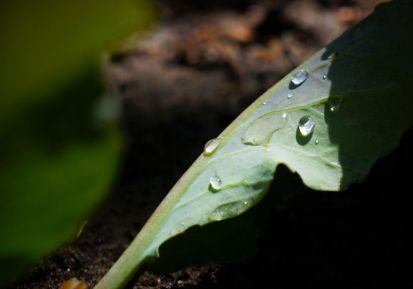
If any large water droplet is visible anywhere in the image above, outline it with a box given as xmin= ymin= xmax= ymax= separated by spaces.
xmin=203 ymin=138 xmax=220 ymax=156
xmin=315 ymin=138 xmax=319 ymax=145
xmin=291 ymin=69 xmax=308 ymax=86
xmin=209 ymin=176 xmax=223 ymax=191
xmin=298 ymin=116 xmax=315 ymax=137
xmin=322 ymin=74 xmax=327 ymax=80
xmin=282 ymin=112 xmax=288 ymax=119
xmin=287 ymin=92 xmax=293 ymax=99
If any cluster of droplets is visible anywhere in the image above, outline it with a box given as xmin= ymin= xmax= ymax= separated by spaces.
xmin=288 ymin=59 xmax=337 ymax=143
xmin=203 ymin=138 xmax=224 ymax=192
xmin=290 ymin=69 xmax=317 ymax=139
xmin=205 ymin=55 xmax=340 ymax=196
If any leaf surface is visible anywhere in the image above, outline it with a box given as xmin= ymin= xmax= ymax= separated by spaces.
xmin=94 ymin=2 xmax=413 ymax=288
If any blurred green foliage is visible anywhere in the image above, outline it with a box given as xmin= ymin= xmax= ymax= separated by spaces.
xmin=0 ymin=0 xmax=154 ymax=287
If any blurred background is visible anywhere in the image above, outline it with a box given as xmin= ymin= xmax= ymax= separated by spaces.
xmin=3 ymin=0 xmax=406 ymax=289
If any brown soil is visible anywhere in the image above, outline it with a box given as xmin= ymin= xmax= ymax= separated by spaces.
xmin=17 ymin=1 xmax=413 ymax=289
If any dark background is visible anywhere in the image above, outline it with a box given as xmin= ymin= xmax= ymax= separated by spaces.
xmin=17 ymin=1 xmax=413 ymax=288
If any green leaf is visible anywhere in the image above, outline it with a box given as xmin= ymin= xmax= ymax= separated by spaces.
xmin=0 ymin=0 xmax=155 ymax=287
xmin=94 ymin=2 xmax=413 ymax=289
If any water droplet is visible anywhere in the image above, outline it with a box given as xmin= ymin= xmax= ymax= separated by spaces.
xmin=322 ymin=74 xmax=327 ymax=80
xmin=209 ymin=176 xmax=223 ymax=191
xmin=282 ymin=112 xmax=288 ymax=118
xmin=315 ymin=138 xmax=319 ymax=145
xmin=287 ymin=92 xmax=293 ymax=99
xmin=203 ymin=138 xmax=220 ymax=156
xmin=262 ymin=101 xmax=267 ymax=105
xmin=328 ymin=98 xmax=340 ymax=112
xmin=291 ymin=69 xmax=308 ymax=86
xmin=298 ymin=116 xmax=315 ymax=137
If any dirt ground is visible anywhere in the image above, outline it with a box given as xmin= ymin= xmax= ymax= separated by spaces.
xmin=17 ymin=0 xmax=413 ymax=288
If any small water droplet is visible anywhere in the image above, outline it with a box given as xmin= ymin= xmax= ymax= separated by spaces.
xmin=209 ymin=176 xmax=223 ymax=191
xmin=298 ymin=116 xmax=315 ymax=137
xmin=291 ymin=69 xmax=308 ymax=86
xmin=328 ymin=98 xmax=340 ymax=112
xmin=262 ymin=101 xmax=267 ymax=105
xmin=287 ymin=92 xmax=293 ymax=99
xmin=203 ymin=138 xmax=220 ymax=156
xmin=322 ymin=74 xmax=327 ymax=80
xmin=282 ymin=112 xmax=288 ymax=118
xmin=243 ymin=201 xmax=248 ymax=205
xmin=315 ymin=138 xmax=319 ymax=145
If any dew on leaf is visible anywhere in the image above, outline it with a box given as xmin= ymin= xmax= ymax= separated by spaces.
xmin=209 ymin=176 xmax=223 ymax=191
xmin=282 ymin=112 xmax=288 ymax=119
xmin=315 ymin=138 xmax=319 ymax=145
xmin=287 ymin=92 xmax=293 ymax=99
xmin=291 ymin=69 xmax=308 ymax=86
xmin=203 ymin=138 xmax=220 ymax=156
xmin=298 ymin=116 xmax=315 ymax=137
